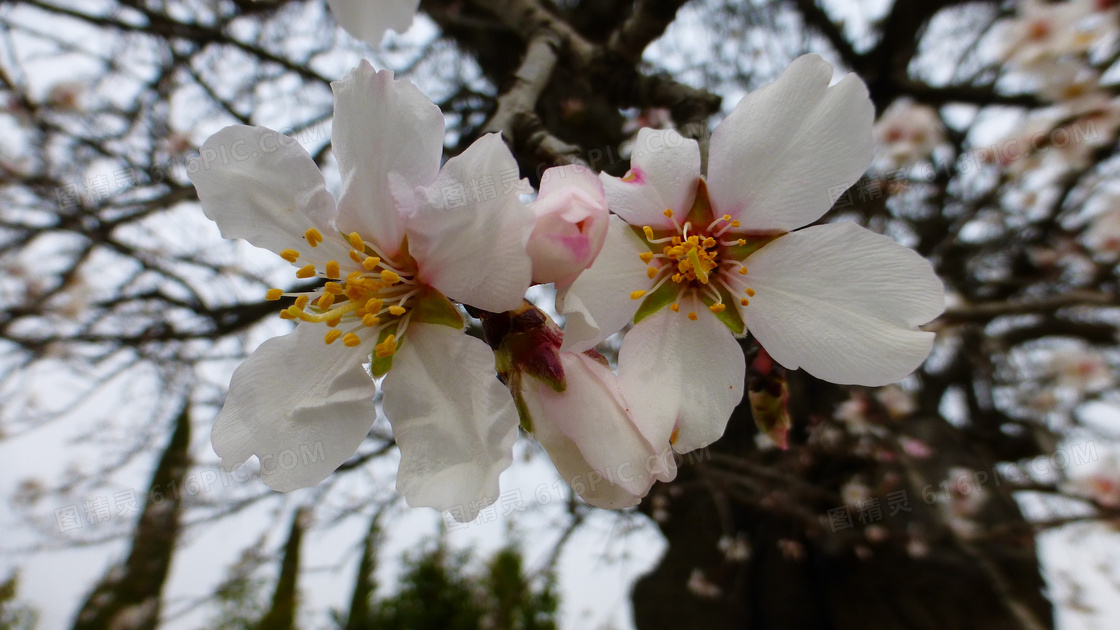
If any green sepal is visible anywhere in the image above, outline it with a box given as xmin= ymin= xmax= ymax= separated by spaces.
xmin=368 ymin=323 xmax=400 ymax=378
xmin=409 ymin=290 xmax=463 ymax=329
xmin=700 ymin=285 xmax=746 ymax=336
xmin=723 ymin=232 xmax=784 ymax=261
xmin=633 ymin=279 xmax=679 ymax=325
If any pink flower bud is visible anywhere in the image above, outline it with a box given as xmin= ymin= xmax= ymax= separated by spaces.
xmin=528 ymin=165 xmax=609 ymax=287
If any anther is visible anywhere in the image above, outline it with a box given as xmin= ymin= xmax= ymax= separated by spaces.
xmin=343 ymin=333 xmax=361 ymax=347
xmin=325 ymin=260 xmax=341 ymax=279
xmin=740 ymin=298 xmax=750 ymax=306
xmin=381 ymin=270 xmax=401 ymax=284
xmin=688 ymin=312 xmax=698 ymax=321
xmin=639 ymin=252 xmax=654 ymax=263
xmin=327 ymin=317 xmax=341 ymax=327
xmin=278 ymin=310 xmax=295 ymax=320
xmin=731 ymin=220 xmax=740 ymax=227
xmin=365 ymin=298 xmax=382 ymax=313
xmin=647 ymin=267 xmax=658 ymax=279
xmin=643 ymin=226 xmax=655 ymax=240
xmin=709 ymin=303 xmax=726 ymax=314
xmin=324 ymin=330 xmax=342 ymax=345
xmin=265 ymin=288 xmax=284 ymax=301
xmin=363 ymin=256 xmax=381 ymax=271
xmin=324 ymin=282 xmax=344 ymax=295
xmin=663 ymin=209 xmax=674 ymax=218
xmin=305 ymin=228 xmax=323 ymax=247
xmin=349 ymin=250 xmax=365 ymax=265
xmin=670 ymin=303 xmax=680 ymax=313
xmin=296 ymin=265 xmax=316 ymax=279
xmin=738 ymin=267 xmax=748 ymax=275
xmin=349 ymin=232 xmax=364 ymax=249
xmin=294 ymin=295 xmax=310 ymax=309
xmin=286 ymin=305 xmax=303 ymax=318
xmin=388 ymin=305 xmax=407 ymax=316
xmin=279 ymin=249 xmax=300 ymax=263
xmin=746 ymin=288 xmax=755 ymax=296
xmin=375 ymin=334 xmax=397 ymax=358
xmin=362 ymin=314 xmax=380 ymax=327
xmin=318 ymin=293 xmax=336 ymax=310
xmin=630 ymin=290 xmax=647 ymax=300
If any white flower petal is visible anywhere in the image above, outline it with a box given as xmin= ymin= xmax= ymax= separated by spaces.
xmin=706 ymin=54 xmax=874 ymax=232
xmin=211 ymin=323 xmax=377 ymax=491
xmin=557 ymin=215 xmax=651 ymax=353
xmin=331 ymin=61 xmax=443 ymax=257
xmin=190 ymin=126 xmax=338 ymax=255
xmin=618 ymin=307 xmax=745 ymax=454
xmin=327 ymin=0 xmax=420 ymax=48
xmin=381 ymin=322 xmax=519 ymax=520
xmin=523 ymin=353 xmax=675 ymax=508
xmin=601 ymin=128 xmax=701 ymax=229
xmin=741 ymin=222 xmax=944 ymax=385
xmin=396 ymin=133 xmax=535 ymax=313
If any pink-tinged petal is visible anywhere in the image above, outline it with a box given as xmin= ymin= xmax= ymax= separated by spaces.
xmin=528 ymin=165 xmax=610 ymax=287
xmin=211 ymin=323 xmax=377 ymax=491
xmin=618 ymin=308 xmax=745 ymax=454
xmin=706 ymin=54 xmax=874 ymax=232
xmin=327 ymin=0 xmax=419 ymax=47
xmin=190 ymin=126 xmax=338 ymax=255
xmin=557 ymin=215 xmax=652 ymax=353
xmin=523 ymin=353 xmax=676 ymax=508
xmin=395 ymin=133 xmax=535 ymax=313
xmin=381 ymin=322 xmax=519 ymax=521
xmin=741 ymin=222 xmax=944 ymax=385
xmin=601 ymin=128 xmax=701 ymax=230
xmin=331 ymin=61 xmax=443 ymax=257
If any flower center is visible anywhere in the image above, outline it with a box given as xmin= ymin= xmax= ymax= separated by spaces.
xmin=631 ymin=207 xmax=757 ymax=321
xmin=266 ymin=227 xmax=418 ymax=358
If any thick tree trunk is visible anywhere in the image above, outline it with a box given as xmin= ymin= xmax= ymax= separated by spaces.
xmin=633 ymin=373 xmax=1053 ymax=630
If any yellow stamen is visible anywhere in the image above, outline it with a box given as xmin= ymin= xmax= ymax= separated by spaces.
xmin=643 ymin=226 xmax=655 ymax=240
xmin=722 ymin=214 xmax=731 ymax=221
xmin=324 ymin=330 xmax=342 ymax=345
xmin=670 ymin=303 xmax=680 ymax=313
xmin=365 ymin=298 xmax=383 ymax=313
xmin=672 ymin=273 xmax=683 ymax=283
xmin=363 ymin=256 xmax=381 ymax=271
xmin=321 ymin=260 xmax=338 ymax=279
xmin=279 ymin=249 xmax=300 ymax=263
xmin=738 ymin=267 xmax=748 ymax=275
xmin=630 ymin=290 xmax=647 ymax=300
xmin=375 ymin=334 xmax=397 ymax=358
xmin=296 ymin=265 xmax=316 ymax=279
xmin=663 ymin=209 xmax=674 ymax=217
xmin=294 ymin=295 xmax=309 ymax=310
xmin=324 ymin=282 xmax=344 ymax=295
xmin=388 ymin=305 xmax=407 ymax=316
xmin=746 ymin=288 xmax=755 ymax=297
xmin=381 ymin=270 xmax=401 ymax=284
xmin=731 ymin=220 xmax=740 ymax=227
xmin=639 ymin=251 xmax=655 ymax=263
xmin=709 ymin=303 xmax=726 ymax=314
xmin=349 ymin=232 xmax=364 ymax=250
xmin=647 ymin=266 xmax=658 ymax=279
xmin=688 ymin=312 xmax=698 ymax=321
xmin=318 ymin=293 xmax=336 ymax=310
xmin=305 ymin=228 xmax=323 ymax=247
xmin=740 ymin=298 xmax=749 ymax=306
xmin=343 ymin=333 xmax=361 ymax=347
xmin=265 ymin=288 xmax=284 ymax=301
xmin=347 ymin=271 xmax=363 ymax=285
xmin=286 ymin=305 xmax=303 ymax=318
xmin=363 ymin=313 xmax=380 ymax=327
xmin=327 ymin=317 xmax=341 ymax=327
xmin=737 ymin=239 xmax=746 ymax=246
xmin=349 ymin=250 xmax=365 ymax=265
